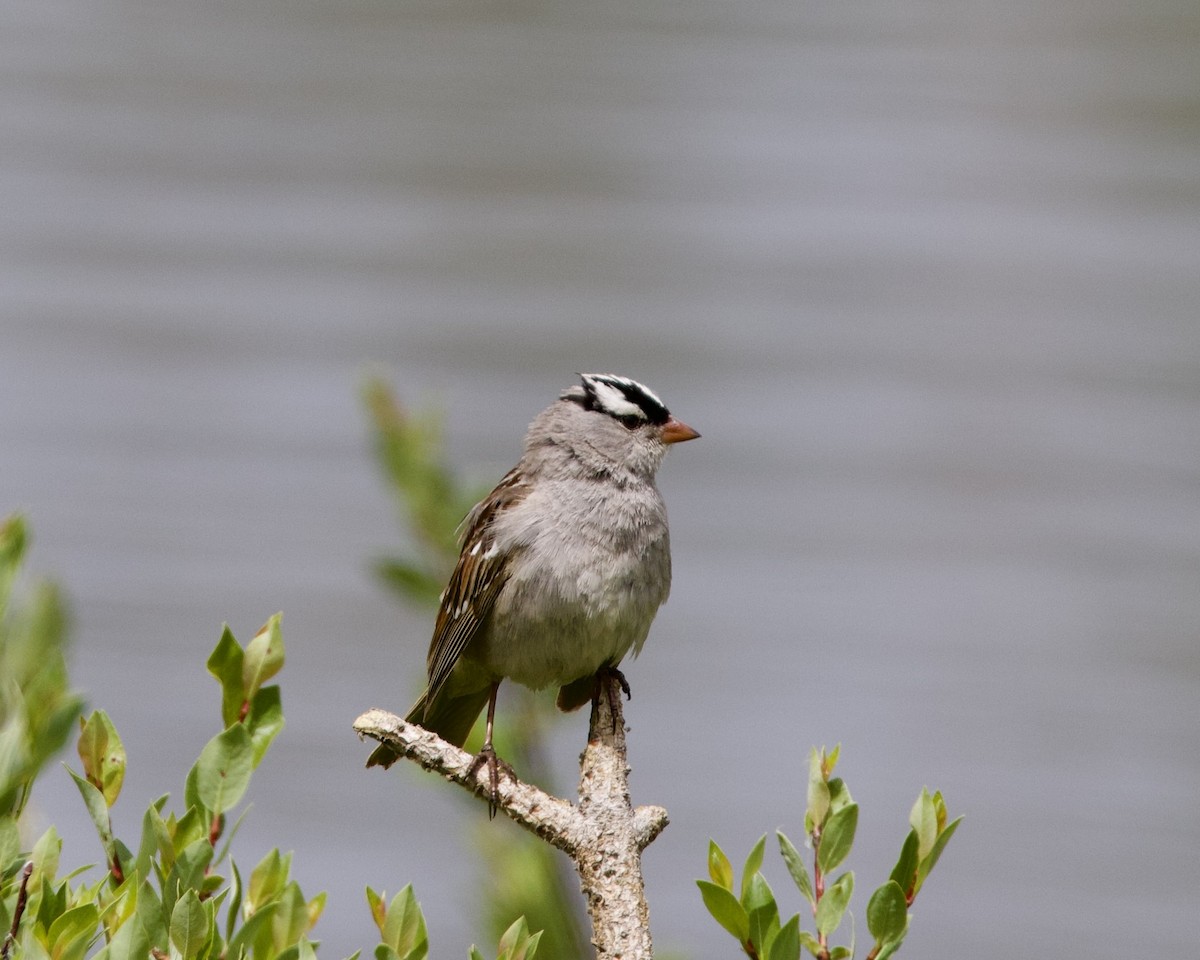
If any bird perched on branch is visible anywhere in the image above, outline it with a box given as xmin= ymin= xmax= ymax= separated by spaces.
xmin=367 ymin=373 xmax=699 ymax=807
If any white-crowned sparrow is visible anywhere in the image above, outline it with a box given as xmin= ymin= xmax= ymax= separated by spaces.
xmin=368 ymin=373 xmax=699 ymax=794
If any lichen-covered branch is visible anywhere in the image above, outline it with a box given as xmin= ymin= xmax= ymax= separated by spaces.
xmin=353 ymin=708 xmax=581 ymax=849
xmin=355 ymin=677 xmax=667 ymax=959
xmin=572 ymin=681 xmax=661 ymax=958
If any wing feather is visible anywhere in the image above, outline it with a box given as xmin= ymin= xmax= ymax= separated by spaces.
xmin=424 ymin=469 xmax=528 ymax=699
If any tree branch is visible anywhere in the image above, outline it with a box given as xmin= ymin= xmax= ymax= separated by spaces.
xmin=355 ymin=676 xmax=667 ymax=959
xmin=1 ymin=861 xmax=33 ymax=960
xmin=573 ymin=678 xmax=662 ymax=958
xmin=353 ymin=707 xmax=581 ymax=849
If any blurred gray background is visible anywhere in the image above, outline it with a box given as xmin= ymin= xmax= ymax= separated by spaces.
xmin=3 ymin=0 xmax=1198 ymax=955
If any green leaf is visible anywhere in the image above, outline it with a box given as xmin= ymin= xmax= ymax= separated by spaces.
xmin=53 ymin=928 xmax=95 ymax=960
xmin=742 ymin=872 xmax=774 ymax=914
xmin=226 ymin=903 xmax=276 ymax=960
xmin=207 ymin=626 xmax=246 ymax=728
xmin=496 ymin=916 xmax=532 ymax=958
xmin=515 ymin=930 xmax=542 ymax=960
xmin=817 ymin=803 xmax=858 ymax=875
xmin=468 ymin=949 xmax=486 ymax=960
xmin=743 ymin=873 xmax=779 ymax=954
xmin=696 ymin=880 xmax=749 ymax=943
xmin=0 ymin=711 xmax=32 ymax=815
xmin=777 ymin=831 xmax=815 ymax=907
xmin=382 ymin=885 xmax=427 ymax=959
xmin=76 ymin=711 xmax=126 ymax=807
xmin=32 ymin=825 xmax=62 ymax=885
xmin=172 ymin=837 xmax=215 ymax=895
xmin=136 ymin=878 xmax=167 ymax=951
xmin=806 ymin=748 xmax=830 ymax=833
xmin=0 ymin=514 xmax=27 ymax=604
xmin=827 ymin=778 xmax=853 ymax=815
xmin=707 ymin=840 xmax=734 ymax=891
xmin=226 ymin=860 xmax=243 ymax=943
xmin=272 ymin=882 xmax=310 ymax=951
xmin=798 ymin=930 xmax=823 ymax=958
xmin=889 ymin=829 xmax=919 ymax=895
xmin=67 ymin=767 xmax=114 ymax=852
xmin=171 ymin=805 xmax=207 ymax=859
xmin=242 ymin=614 xmax=284 ymax=702
xmin=824 ymin=744 xmax=840 ymax=776
xmin=174 ymin=806 xmax=206 ymax=850
xmin=63 ymin=861 xmax=98 ymax=883
xmin=200 ymin=870 xmax=225 ymax=900
xmin=496 ymin=915 xmax=525 ymax=951
xmin=134 ymin=797 xmax=168 ymax=880
xmin=909 ymin=788 xmax=937 ymax=861
xmin=16 ymin=930 xmax=51 ymax=960
xmin=876 ymin=941 xmax=905 ymax=960
xmin=914 ymin=815 xmax=963 ymax=896
xmin=244 ymin=686 xmax=284 ymax=769
xmin=741 ymin=834 xmax=767 ymax=901
xmin=198 ymin=897 xmax=222 ymax=958
xmin=47 ymin=903 xmax=99 ymax=953
xmin=931 ymin=790 xmax=947 ymax=833
xmin=247 ymin=849 xmax=290 ymax=916
xmin=867 ymin=880 xmax=908 ymax=943
xmin=170 ymin=891 xmax=209 ymax=960
xmin=815 ymin=872 xmax=854 ymax=938
xmin=306 ymin=891 xmax=327 ymax=934
xmin=103 ymin=914 xmax=150 ymax=960
xmin=0 ymin=815 xmax=18 ymax=869
xmin=109 ymin=837 xmax=134 ymax=883
xmin=768 ymin=914 xmax=801 ymax=960
xmin=35 ymin=875 xmax=66 ymax=937
xmin=366 ymin=886 xmax=386 ymax=938
xmin=829 ymin=948 xmax=851 ymax=960
xmin=192 ymin=725 xmax=253 ymax=815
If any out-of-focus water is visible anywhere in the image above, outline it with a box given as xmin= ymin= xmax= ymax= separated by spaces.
xmin=3 ymin=0 xmax=1198 ymax=955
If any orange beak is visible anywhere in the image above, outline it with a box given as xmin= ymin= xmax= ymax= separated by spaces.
xmin=661 ymin=417 xmax=701 ymax=444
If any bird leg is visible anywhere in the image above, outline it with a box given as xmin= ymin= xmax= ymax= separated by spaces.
xmin=595 ymin=665 xmax=632 ymax=733
xmin=466 ymin=681 xmax=512 ymax=819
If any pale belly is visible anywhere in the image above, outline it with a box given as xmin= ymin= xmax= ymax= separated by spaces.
xmin=473 ymin=544 xmax=670 ymax=690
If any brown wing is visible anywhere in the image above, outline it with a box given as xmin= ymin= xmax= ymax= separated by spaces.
xmin=424 ymin=468 xmax=529 ymax=700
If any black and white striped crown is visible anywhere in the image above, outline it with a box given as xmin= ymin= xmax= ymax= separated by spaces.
xmin=568 ymin=373 xmax=671 ymax=426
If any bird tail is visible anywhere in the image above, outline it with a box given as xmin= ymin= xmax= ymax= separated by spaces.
xmin=555 ymin=675 xmax=596 ymax=712
xmin=415 ymin=685 xmax=491 ymax=747
xmin=365 ymin=685 xmax=491 ymax=769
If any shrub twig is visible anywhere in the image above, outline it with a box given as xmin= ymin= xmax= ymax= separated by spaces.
xmin=1 ymin=861 xmax=33 ymax=960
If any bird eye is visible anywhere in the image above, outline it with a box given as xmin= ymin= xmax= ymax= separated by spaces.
xmin=618 ymin=414 xmax=642 ymax=430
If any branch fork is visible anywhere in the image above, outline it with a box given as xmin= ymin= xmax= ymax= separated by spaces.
xmin=355 ymin=676 xmax=667 ymax=958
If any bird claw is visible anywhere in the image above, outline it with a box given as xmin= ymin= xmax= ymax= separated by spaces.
xmin=607 ymin=666 xmax=632 ymax=701
xmin=596 ymin=666 xmax=632 ymax=733
xmin=467 ymin=743 xmax=514 ymax=819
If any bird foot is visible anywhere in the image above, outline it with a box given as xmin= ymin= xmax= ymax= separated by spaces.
xmin=603 ymin=665 xmax=632 ymax=701
xmin=595 ymin=666 xmax=632 ymax=733
xmin=466 ymin=743 xmax=514 ymax=819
